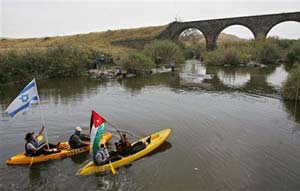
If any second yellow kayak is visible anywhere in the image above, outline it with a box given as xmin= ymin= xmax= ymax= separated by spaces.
xmin=78 ymin=128 xmax=171 ymax=176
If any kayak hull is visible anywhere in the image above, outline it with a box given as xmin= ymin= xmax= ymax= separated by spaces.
xmin=78 ymin=128 xmax=171 ymax=176
xmin=6 ymin=132 xmax=112 ymax=165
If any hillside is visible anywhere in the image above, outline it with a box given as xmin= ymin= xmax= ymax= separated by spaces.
xmin=0 ymin=25 xmax=167 ymax=57
xmin=0 ymin=25 xmax=245 ymax=57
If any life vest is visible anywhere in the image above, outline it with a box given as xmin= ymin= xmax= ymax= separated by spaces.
xmin=68 ymin=133 xmax=81 ymax=149
xmin=93 ymin=148 xmax=107 ymax=165
xmin=25 ymin=140 xmax=38 ymax=155
xmin=33 ymin=139 xmax=39 ymax=147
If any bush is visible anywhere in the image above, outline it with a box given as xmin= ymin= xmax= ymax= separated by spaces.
xmin=0 ymin=45 xmax=106 ymax=83
xmin=255 ymin=41 xmax=280 ymax=64
xmin=223 ymin=47 xmax=241 ymax=65
xmin=287 ymin=42 xmax=300 ymax=64
xmin=44 ymin=45 xmax=88 ymax=78
xmin=202 ymin=46 xmax=243 ymax=66
xmin=202 ymin=48 xmax=225 ymax=66
xmin=122 ymin=50 xmax=155 ymax=75
xmin=282 ymin=63 xmax=300 ymax=100
xmin=143 ymin=40 xmax=184 ymax=66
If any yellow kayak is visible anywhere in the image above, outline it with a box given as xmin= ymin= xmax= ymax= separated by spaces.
xmin=6 ymin=133 xmax=112 ymax=165
xmin=78 ymin=128 xmax=171 ymax=176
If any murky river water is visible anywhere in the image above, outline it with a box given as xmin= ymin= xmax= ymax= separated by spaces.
xmin=1 ymin=60 xmax=300 ymax=191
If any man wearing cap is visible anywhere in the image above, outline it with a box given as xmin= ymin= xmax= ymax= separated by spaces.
xmin=68 ymin=126 xmax=90 ymax=149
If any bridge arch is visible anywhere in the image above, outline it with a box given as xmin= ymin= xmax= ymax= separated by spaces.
xmin=216 ymin=23 xmax=256 ymax=40
xmin=172 ymin=26 xmax=208 ymax=46
xmin=216 ymin=24 xmax=255 ymax=45
xmin=266 ymin=21 xmax=300 ymax=39
xmin=177 ymin=27 xmax=207 ymax=45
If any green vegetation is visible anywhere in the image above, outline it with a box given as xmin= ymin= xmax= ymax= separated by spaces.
xmin=287 ymin=42 xmax=300 ymax=64
xmin=0 ymin=26 xmax=172 ymax=83
xmin=181 ymin=43 xmax=206 ymax=60
xmin=0 ymin=45 xmax=106 ymax=83
xmin=121 ymin=50 xmax=155 ymax=75
xmin=182 ymin=38 xmax=297 ymax=66
xmin=143 ymin=40 xmax=184 ymax=66
xmin=282 ymin=63 xmax=300 ymax=100
xmin=121 ymin=40 xmax=184 ymax=75
xmin=255 ymin=41 xmax=280 ymax=64
xmin=194 ymin=41 xmax=253 ymax=66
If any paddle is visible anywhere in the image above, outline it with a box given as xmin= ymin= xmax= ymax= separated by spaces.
xmin=104 ymin=146 xmax=116 ymax=175
xmin=29 ymin=155 xmax=34 ymax=167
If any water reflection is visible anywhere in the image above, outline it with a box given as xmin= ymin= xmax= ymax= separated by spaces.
xmin=266 ymin=65 xmax=288 ymax=87
xmin=182 ymin=60 xmax=207 ymax=74
xmin=70 ymin=153 xmax=90 ymax=164
xmin=180 ymin=60 xmax=286 ymax=96
xmin=146 ymin=141 xmax=172 ymax=157
xmin=217 ymin=69 xmax=251 ymax=87
xmin=180 ymin=60 xmax=213 ymax=87
xmin=122 ymin=73 xmax=180 ymax=95
xmin=0 ymin=78 xmax=101 ymax=108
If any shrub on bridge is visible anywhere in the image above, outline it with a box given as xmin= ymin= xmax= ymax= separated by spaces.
xmin=143 ymin=40 xmax=184 ymax=66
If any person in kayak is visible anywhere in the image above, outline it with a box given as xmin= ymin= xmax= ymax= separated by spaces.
xmin=69 ymin=126 xmax=90 ymax=149
xmin=115 ymin=132 xmax=152 ymax=156
xmin=115 ymin=133 xmax=132 ymax=156
xmin=93 ymin=144 xmax=108 ymax=165
xmin=25 ymin=126 xmax=61 ymax=156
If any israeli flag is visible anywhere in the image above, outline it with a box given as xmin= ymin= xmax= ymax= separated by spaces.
xmin=5 ymin=79 xmax=39 ymax=117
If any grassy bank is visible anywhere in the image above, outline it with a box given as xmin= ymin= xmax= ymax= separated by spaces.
xmin=0 ymin=25 xmax=167 ymax=84
xmin=0 ymin=45 xmax=111 ymax=83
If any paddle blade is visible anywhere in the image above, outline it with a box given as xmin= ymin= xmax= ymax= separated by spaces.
xmin=110 ymin=162 xmax=116 ymax=175
xmin=37 ymin=135 xmax=43 ymax=142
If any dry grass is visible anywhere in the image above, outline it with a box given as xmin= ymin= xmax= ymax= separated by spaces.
xmin=0 ymin=25 xmax=167 ymax=57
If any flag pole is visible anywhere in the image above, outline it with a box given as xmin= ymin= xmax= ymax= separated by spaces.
xmin=34 ymin=79 xmax=50 ymax=149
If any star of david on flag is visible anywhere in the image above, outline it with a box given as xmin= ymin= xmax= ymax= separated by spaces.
xmin=5 ymin=79 xmax=39 ymax=117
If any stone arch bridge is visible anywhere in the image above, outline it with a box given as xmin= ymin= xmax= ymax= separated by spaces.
xmin=156 ymin=12 xmax=300 ymax=50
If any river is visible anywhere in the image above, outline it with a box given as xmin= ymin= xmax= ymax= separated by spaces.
xmin=1 ymin=60 xmax=300 ymax=191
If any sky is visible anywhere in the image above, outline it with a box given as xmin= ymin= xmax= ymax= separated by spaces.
xmin=1 ymin=0 xmax=300 ymax=39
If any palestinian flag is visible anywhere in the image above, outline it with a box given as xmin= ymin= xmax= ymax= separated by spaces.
xmin=90 ymin=110 xmax=106 ymax=157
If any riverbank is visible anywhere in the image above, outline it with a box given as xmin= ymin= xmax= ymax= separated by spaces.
xmin=1 ymin=25 xmax=300 ymax=100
